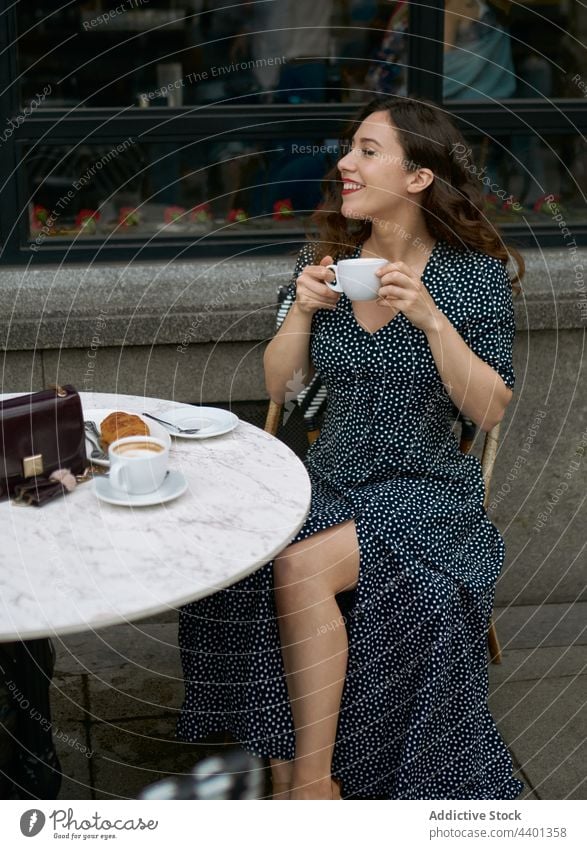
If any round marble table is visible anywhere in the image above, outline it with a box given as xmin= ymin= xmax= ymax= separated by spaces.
xmin=0 ymin=392 xmax=311 ymax=641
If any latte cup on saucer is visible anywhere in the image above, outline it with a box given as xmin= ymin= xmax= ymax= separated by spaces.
xmin=325 ymin=257 xmax=387 ymax=301
xmin=108 ymin=436 xmax=169 ymax=495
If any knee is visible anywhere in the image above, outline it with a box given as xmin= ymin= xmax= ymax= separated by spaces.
xmin=273 ymin=547 xmax=316 ymax=594
xmin=273 ymin=550 xmax=300 ymax=592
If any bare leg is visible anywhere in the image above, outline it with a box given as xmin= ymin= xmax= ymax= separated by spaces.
xmin=269 ymin=757 xmax=293 ymax=799
xmin=273 ymin=521 xmax=360 ymax=800
xmin=269 ymin=759 xmax=341 ymax=800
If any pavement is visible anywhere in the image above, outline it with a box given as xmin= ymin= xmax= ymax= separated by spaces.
xmin=49 ymin=601 xmax=586 ymax=800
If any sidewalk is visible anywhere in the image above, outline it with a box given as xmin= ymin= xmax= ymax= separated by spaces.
xmin=50 ymin=601 xmax=586 ymax=800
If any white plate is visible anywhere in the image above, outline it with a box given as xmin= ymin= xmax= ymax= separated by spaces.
xmin=83 ymin=408 xmax=172 ymax=467
xmin=93 ymin=469 xmax=188 ymax=507
xmin=150 ymin=406 xmax=239 ymax=440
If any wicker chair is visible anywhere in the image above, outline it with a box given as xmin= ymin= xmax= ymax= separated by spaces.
xmin=264 ymin=399 xmax=503 ymax=664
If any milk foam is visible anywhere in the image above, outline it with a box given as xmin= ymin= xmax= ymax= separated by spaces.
xmin=113 ymin=442 xmax=163 ymax=458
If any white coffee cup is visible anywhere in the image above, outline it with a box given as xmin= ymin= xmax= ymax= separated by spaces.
xmin=108 ymin=436 xmax=169 ymax=495
xmin=325 ymin=257 xmax=387 ymax=301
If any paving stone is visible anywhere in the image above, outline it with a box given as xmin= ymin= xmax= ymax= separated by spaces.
xmin=489 ymin=645 xmax=587 ymax=685
xmin=54 ymin=721 xmax=93 ymax=800
xmin=90 ymin=715 xmax=252 ymax=800
xmin=51 ymin=673 xmax=86 ymax=722
xmin=87 ymin=666 xmax=184 ymax=723
xmin=519 ymin=785 xmax=540 ymax=800
xmin=489 ymin=675 xmax=586 ymax=799
xmin=507 ymin=752 xmax=537 ymax=801
xmin=135 ymin=609 xmax=179 ymax=626
xmin=492 ymin=603 xmax=587 ymax=650
xmin=54 ymin=623 xmax=181 ymax=676
xmin=55 ymin=624 xmax=184 ymax=723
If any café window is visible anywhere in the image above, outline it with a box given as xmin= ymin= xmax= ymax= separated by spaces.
xmin=1 ymin=0 xmax=586 ymax=263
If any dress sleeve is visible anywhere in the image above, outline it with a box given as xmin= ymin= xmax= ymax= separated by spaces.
xmin=460 ymin=258 xmax=516 ymax=390
xmin=276 ymin=242 xmax=318 ymax=330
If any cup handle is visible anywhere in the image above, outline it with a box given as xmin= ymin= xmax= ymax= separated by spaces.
xmin=324 ymin=264 xmax=343 ymax=293
xmin=109 ymin=464 xmax=128 ymax=492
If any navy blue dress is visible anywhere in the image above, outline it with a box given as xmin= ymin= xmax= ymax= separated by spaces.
xmin=177 ymin=239 xmax=523 ymax=800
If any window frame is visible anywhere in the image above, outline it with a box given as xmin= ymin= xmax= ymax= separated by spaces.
xmin=1 ymin=0 xmax=586 ymax=265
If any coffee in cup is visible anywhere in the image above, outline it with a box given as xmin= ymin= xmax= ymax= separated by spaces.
xmin=325 ymin=257 xmax=387 ymax=301
xmin=108 ymin=436 xmax=169 ymax=495
xmin=112 ymin=441 xmax=165 ymax=458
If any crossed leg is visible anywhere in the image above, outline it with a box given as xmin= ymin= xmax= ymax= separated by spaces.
xmin=270 ymin=519 xmax=360 ymax=800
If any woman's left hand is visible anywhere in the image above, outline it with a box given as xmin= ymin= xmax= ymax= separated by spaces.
xmin=375 ymin=261 xmax=442 ymax=334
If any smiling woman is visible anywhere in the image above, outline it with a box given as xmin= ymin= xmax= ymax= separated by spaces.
xmin=177 ymin=95 xmax=527 ymax=800
xmin=315 ymin=96 xmax=524 ymax=292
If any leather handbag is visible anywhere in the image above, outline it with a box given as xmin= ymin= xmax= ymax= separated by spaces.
xmin=0 ymin=384 xmax=88 ymax=502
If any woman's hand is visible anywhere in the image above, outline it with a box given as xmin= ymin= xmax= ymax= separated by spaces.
xmin=294 ymin=255 xmax=341 ymax=316
xmin=375 ymin=261 xmax=442 ymax=334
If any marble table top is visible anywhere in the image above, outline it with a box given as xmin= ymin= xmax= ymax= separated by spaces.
xmin=0 ymin=392 xmax=311 ymax=641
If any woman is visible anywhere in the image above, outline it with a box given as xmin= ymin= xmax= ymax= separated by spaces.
xmin=177 ymin=95 xmax=525 ymax=800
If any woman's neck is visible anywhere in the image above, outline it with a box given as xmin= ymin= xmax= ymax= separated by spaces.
xmin=362 ymin=219 xmax=436 ymax=268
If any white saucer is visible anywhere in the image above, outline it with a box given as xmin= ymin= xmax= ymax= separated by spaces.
xmin=93 ymin=469 xmax=188 ymax=507
xmin=83 ymin=408 xmax=171 ymax=468
xmin=154 ymin=406 xmax=239 ymax=440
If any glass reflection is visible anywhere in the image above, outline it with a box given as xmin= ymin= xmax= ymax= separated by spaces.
xmin=25 ymin=137 xmax=341 ymax=242
xmin=443 ymin=1 xmax=586 ymax=102
xmin=24 ymin=129 xmax=585 ymax=246
xmin=17 ymin=1 xmax=410 ymax=108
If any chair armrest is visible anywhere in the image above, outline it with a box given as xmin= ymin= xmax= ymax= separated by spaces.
xmin=481 ymin=422 xmax=501 ymax=509
xmin=264 ymin=400 xmax=283 ymax=437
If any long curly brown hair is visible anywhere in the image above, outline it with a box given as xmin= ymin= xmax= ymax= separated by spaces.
xmin=309 ymin=95 xmax=524 ymax=292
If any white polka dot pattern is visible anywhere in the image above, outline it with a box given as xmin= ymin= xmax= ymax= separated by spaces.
xmin=177 ymin=240 xmax=522 ymax=800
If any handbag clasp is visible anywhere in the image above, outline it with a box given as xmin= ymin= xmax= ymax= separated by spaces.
xmin=23 ymin=454 xmax=44 ymax=477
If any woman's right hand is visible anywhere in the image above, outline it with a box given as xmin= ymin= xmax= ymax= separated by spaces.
xmin=294 ymin=255 xmax=341 ymax=316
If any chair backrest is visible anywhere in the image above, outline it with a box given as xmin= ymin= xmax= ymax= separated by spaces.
xmin=264 ymin=399 xmax=501 ymax=509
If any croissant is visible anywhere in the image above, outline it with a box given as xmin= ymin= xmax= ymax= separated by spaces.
xmin=100 ymin=411 xmax=150 ymax=446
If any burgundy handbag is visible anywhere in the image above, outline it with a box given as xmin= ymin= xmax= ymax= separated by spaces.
xmin=0 ymin=384 xmax=88 ymax=503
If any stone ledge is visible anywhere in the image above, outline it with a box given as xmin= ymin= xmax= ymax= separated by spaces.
xmin=0 ymin=246 xmax=585 ymax=350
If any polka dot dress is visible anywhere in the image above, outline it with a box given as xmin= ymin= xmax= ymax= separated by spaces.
xmin=177 ymin=239 xmax=523 ymax=800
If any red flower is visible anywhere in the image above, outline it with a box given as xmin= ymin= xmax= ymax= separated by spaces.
xmin=119 ymin=207 xmax=140 ymax=227
xmin=533 ymin=194 xmax=559 ymax=214
xmin=482 ymin=194 xmax=500 ymax=208
xmin=75 ymin=209 xmax=100 ymax=230
xmin=502 ymin=197 xmax=523 ymax=214
xmin=33 ymin=205 xmax=49 ymax=225
xmin=227 ymin=208 xmax=248 ymax=223
xmin=190 ymin=203 xmax=213 ymax=223
xmin=273 ymin=198 xmax=294 ymax=219
xmin=164 ymin=205 xmax=186 ymax=224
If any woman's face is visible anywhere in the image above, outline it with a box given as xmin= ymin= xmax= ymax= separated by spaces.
xmin=336 ymin=111 xmax=428 ymax=227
